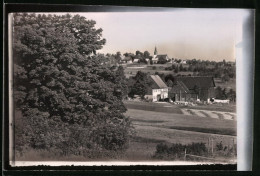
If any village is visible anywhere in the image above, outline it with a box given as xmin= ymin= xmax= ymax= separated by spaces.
xmin=106 ymin=46 xmax=236 ymax=104
xmin=111 ymin=47 xmax=237 ymax=161
xmin=12 ymin=13 xmax=238 ymax=164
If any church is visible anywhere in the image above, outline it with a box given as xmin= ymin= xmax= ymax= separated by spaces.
xmin=151 ymin=46 xmax=170 ymax=64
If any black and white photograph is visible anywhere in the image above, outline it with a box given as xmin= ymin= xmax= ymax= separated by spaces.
xmin=7 ymin=6 xmax=254 ymax=168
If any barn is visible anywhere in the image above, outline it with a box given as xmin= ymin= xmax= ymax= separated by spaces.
xmin=169 ymin=76 xmax=215 ymax=102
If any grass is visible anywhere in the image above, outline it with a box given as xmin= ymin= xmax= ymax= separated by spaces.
xmin=125 ymin=109 xmax=236 ymax=133
xmin=132 ymin=136 xmax=166 ymax=143
xmin=178 ymin=103 xmax=236 ymax=113
xmin=212 ymin=112 xmax=225 ymax=120
xmin=124 ymin=64 xmax=193 ymax=78
xmin=225 ymin=113 xmax=236 ymax=120
xmin=199 ymin=111 xmax=211 ymax=118
xmin=132 ymin=119 xmax=164 ymax=123
xmin=124 ymin=101 xmax=183 ymax=114
xmin=125 ymin=108 xmax=236 ymax=161
xmin=166 ymin=126 xmax=236 ymax=136
xmin=15 ymin=101 xmax=237 ymax=162
xmin=186 ymin=109 xmax=196 ymax=115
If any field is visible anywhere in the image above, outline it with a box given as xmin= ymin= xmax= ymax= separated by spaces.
xmin=123 ymin=101 xmax=237 ymax=162
xmin=123 ymin=64 xmax=193 ymax=78
xmin=178 ymin=103 xmax=236 ymax=113
xmin=15 ymin=100 xmax=236 ymax=162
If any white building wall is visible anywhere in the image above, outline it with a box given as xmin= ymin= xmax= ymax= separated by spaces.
xmin=152 ymin=88 xmax=168 ymax=102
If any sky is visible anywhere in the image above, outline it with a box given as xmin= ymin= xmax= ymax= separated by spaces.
xmin=68 ymin=9 xmax=250 ymax=61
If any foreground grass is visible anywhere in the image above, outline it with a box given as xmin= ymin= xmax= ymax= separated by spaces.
xmin=126 ymin=109 xmax=236 ymax=135
xmin=124 ymin=108 xmax=236 ymax=161
xmin=124 ymin=101 xmax=183 ymax=114
xmin=15 ymin=107 xmax=236 ymax=162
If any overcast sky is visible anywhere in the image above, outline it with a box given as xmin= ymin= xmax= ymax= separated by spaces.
xmin=74 ymin=9 xmax=249 ymax=61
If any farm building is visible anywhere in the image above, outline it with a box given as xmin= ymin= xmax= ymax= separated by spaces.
xmin=169 ymin=81 xmax=198 ymax=102
xmin=169 ymin=76 xmax=215 ymax=102
xmin=145 ymin=75 xmax=168 ymax=102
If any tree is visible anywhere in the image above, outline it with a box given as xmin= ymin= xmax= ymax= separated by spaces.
xmin=179 ymin=64 xmax=184 ymax=71
xmin=115 ymin=51 xmax=122 ymax=63
xmin=223 ymin=59 xmax=226 ymax=66
xmin=166 ymin=80 xmax=173 ymax=87
xmin=123 ymin=52 xmax=129 ymax=57
xmin=128 ymin=71 xmax=152 ymax=99
xmin=174 ymin=65 xmax=179 ymax=73
xmin=115 ymin=66 xmax=129 ymax=99
xmin=227 ymin=89 xmax=236 ymax=102
xmin=222 ymin=74 xmax=230 ymax=82
xmin=144 ymin=51 xmax=150 ymax=58
xmin=13 ymin=13 xmax=132 ymax=157
xmin=215 ymin=86 xmax=227 ymax=99
xmin=135 ymin=50 xmax=143 ymax=56
xmin=165 ymin=74 xmax=175 ymax=83
xmin=157 ymin=56 xmax=167 ymax=64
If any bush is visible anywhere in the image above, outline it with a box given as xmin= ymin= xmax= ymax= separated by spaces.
xmin=214 ymin=141 xmax=236 ymax=157
xmin=153 ymin=142 xmax=207 ymax=160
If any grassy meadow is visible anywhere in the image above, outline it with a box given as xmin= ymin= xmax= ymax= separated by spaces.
xmin=15 ymin=100 xmax=236 ymax=162
xmin=123 ymin=101 xmax=236 ymax=161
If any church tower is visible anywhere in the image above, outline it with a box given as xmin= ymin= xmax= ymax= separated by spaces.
xmin=154 ymin=46 xmax=158 ymax=55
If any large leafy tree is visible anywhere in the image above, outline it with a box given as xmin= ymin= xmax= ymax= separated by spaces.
xmin=128 ymin=71 xmax=152 ymax=99
xmin=13 ymin=13 xmax=131 ymax=157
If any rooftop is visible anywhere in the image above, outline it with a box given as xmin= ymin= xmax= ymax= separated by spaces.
xmin=173 ymin=76 xmax=215 ymax=89
xmin=150 ymin=75 xmax=168 ymax=89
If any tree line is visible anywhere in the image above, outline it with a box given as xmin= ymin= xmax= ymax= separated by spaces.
xmin=165 ymin=59 xmax=235 ymax=81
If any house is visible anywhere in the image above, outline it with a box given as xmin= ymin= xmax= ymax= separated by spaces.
xmin=169 ymin=76 xmax=215 ymax=102
xmin=180 ymin=60 xmax=187 ymax=64
xmin=152 ymin=46 xmax=170 ymax=64
xmin=145 ymin=75 xmax=168 ymax=102
xmin=145 ymin=58 xmax=150 ymax=64
xmin=133 ymin=58 xmax=139 ymax=63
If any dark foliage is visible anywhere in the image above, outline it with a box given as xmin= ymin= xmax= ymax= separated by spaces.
xmin=128 ymin=71 xmax=152 ymax=99
xmin=13 ymin=13 xmax=132 ymax=157
xmin=153 ymin=142 xmax=207 ymax=160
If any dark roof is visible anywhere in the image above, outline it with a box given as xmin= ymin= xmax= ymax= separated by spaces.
xmin=173 ymin=76 xmax=215 ymax=89
xmin=150 ymin=75 xmax=168 ymax=89
xmin=156 ymin=55 xmax=168 ymax=59
xmin=170 ymin=81 xmax=190 ymax=93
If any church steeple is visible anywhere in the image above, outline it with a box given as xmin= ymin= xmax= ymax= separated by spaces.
xmin=154 ymin=46 xmax=158 ymax=55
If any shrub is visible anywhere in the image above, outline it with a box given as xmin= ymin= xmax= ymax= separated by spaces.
xmin=153 ymin=142 xmax=207 ymax=160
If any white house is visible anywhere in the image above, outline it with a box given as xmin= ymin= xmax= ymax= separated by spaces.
xmin=144 ymin=75 xmax=168 ymax=102
xmin=133 ymin=58 xmax=139 ymax=63
xmin=180 ymin=60 xmax=187 ymax=64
